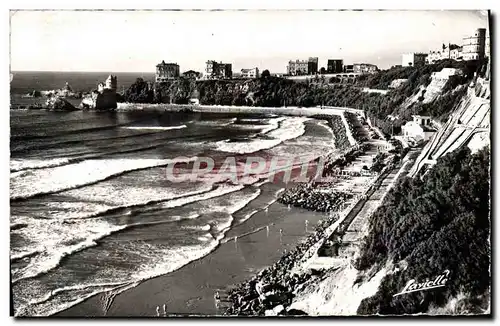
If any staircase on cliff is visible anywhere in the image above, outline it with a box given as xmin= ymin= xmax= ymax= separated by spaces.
xmin=408 ymin=72 xmax=490 ymax=177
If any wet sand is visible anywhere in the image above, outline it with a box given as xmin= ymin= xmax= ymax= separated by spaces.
xmin=56 ymin=183 xmax=328 ymax=317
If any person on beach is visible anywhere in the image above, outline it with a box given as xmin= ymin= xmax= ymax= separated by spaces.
xmin=156 ymin=306 xmax=160 ymax=317
xmin=163 ymin=304 xmax=167 ymax=316
xmin=214 ymin=291 xmax=221 ymax=308
xmin=305 ymin=220 xmax=309 ymax=232
xmin=265 ymin=206 xmax=269 ymax=214
xmin=266 ymin=225 xmax=270 ymax=236
xmin=234 ymin=236 xmax=238 ymax=242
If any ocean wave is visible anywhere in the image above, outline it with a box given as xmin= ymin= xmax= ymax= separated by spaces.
xmin=10 ymin=183 xmax=257 ymax=286
xmin=11 ymin=249 xmax=43 ymax=262
xmin=121 ymin=125 xmax=187 ymax=131
xmin=182 ymin=224 xmax=211 ymax=231
xmin=10 ymin=157 xmax=197 ymax=200
xmin=214 ymin=117 xmax=309 ymax=154
xmin=194 ymin=117 xmax=237 ymax=127
xmin=59 ymin=184 xmax=215 ymax=219
xmin=11 ymin=209 xmax=202 ymax=284
xmin=159 ymin=183 xmax=246 ymax=209
xmin=260 ymin=117 xmax=286 ymax=134
xmin=10 ymin=158 xmax=77 ymax=172
xmin=12 ymin=181 xmax=265 ymax=317
xmin=12 ymin=222 xmax=130 ymax=283
xmin=14 ymin=281 xmax=137 ymax=317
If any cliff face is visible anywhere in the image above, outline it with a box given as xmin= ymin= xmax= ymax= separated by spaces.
xmin=408 ymin=75 xmax=490 ymax=177
xmin=96 ymin=89 xmax=118 ymax=110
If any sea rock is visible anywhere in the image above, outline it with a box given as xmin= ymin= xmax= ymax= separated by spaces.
xmin=79 ymin=75 xmax=118 ymax=110
xmin=79 ymin=90 xmax=118 ymax=110
xmin=96 ymin=89 xmax=118 ymax=110
xmin=44 ymin=96 xmax=78 ymax=111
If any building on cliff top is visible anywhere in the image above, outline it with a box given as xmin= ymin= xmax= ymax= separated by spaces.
xmin=327 ymin=59 xmax=343 ymax=73
xmin=402 ymin=53 xmax=428 ymax=67
xmin=462 ymin=28 xmax=487 ymax=61
xmin=205 ymin=61 xmax=232 ymax=79
xmin=240 ymin=68 xmax=259 ymax=79
xmin=156 ymin=61 xmax=180 ymax=82
xmin=287 ymin=57 xmax=318 ymax=76
xmin=182 ymin=70 xmax=202 ymax=80
xmin=353 ymin=63 xmax=378 ymax=74
xmin=421 ymin=28 xmax=487 ymax=65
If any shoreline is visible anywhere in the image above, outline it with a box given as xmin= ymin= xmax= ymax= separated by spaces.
xmin=55 ymin=184 xmax=330 ymax=317
xmin=53 ymin=112 xmax=379 ymax=317
xmin=8 ymin=108 xmax=368 ymax=316
xmin=222 ymin=115 xmax=399 ymax=316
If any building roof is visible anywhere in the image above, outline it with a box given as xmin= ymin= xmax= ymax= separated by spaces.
xmin=403 ymin=120 xmax=436 ymax=132
xmin=157 ymin=60 xmax=178 ymax=67
xmin=422 ymin=125 xmax=437 ymax=132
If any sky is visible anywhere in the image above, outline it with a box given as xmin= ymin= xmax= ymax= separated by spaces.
xmin=10 ymin=10 xmax=489 ymax=73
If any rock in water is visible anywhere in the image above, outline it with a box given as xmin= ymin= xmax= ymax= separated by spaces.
xmin=96 ymin=89 xmax=118 ymax=110
xmin=79 ymin=75 xmax=118 ymax=110
xmin=44 ymin=96 xmax=78 ymax=111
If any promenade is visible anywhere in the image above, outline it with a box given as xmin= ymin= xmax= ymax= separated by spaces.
xmin=116 ymin=103 xmax=365 ymax=118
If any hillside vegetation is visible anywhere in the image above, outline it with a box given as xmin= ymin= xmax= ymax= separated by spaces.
xmin=355 ymin=146 xmax=490 ymax=315
xmin=122 ymin=59 xmax=483 ymax=134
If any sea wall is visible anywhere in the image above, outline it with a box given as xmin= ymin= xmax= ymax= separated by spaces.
xmin=116 ymin=102 xmax=362 ymax=118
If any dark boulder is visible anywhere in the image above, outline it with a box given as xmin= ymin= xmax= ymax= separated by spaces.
xmin=285 ymin=308 xmax=308 ymax=316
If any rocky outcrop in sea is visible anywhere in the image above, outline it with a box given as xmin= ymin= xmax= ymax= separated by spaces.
xmin=79 ymin=75 xmax=119 ymax=110
xmin=44 ymin=96 xmax=79 ymax=111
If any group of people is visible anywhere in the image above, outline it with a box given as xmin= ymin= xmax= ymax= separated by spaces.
xmin=155 ymin=304 xmax=167 ymax=317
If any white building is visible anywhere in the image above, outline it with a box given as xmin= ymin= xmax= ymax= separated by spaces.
xmin=462 ymin=28 xmax=486 ymax=61
xmin=401 ymin=115 xmax=437 ymax=144
xmin=402 ymin=53 xmax=427 ymax=67
xmin=241 ymin=68 xmax=260 ymax=79
xmin=189 ymin=98 xmax=200 ymax=105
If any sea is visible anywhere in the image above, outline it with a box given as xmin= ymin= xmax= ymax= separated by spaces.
xmin=9 ymin=71 xmax=338 ymax=316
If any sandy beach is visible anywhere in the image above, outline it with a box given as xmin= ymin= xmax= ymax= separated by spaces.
xmin=56 ymin=182 xmax=330 ymax=317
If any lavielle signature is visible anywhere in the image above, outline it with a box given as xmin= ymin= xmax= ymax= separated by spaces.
xmin=393 ymin=270 xmax=450 ymax=297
